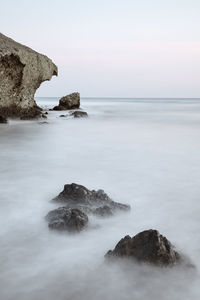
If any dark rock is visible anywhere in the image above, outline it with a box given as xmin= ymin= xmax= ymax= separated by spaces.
xmin=0 ymin=115 xmax=7 ymax=123
xmin=70 ymin=111 xmax=88 ymax=118
xmin=59 ymin=114 xmax=67 ymax=117
xmin=46 ymin=207 xmax=88 ymax=232
xmin=105 ymin=229 xmax=181 ymax=267
xmin=41 ymin=113 xmax=47 ymax=119
xmin=38 ymin=121 xmax=49 ymax=125
xmin=53 ymin=92 xmax=80 ymax=111
xmin=53 ymin=183 xmax=130 ymax=214
xmin=93 ymin=205 xmax=113 ymax=217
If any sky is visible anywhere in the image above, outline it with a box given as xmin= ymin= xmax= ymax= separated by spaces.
xmin=1 ymin=0 xmax=200 ymax=98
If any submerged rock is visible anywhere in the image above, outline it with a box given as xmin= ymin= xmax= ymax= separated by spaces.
xmin=53 ymin=183 xmax=130 ymax=214
xmin=53 ymin=93 xmax=80 ymax=111
xmin=70 ymin=111 xmax=88 ymax=118
xmin=0 ymin=115 xmax=7 ymax=123
xmin=0 ymin=33 xmax=57 ymax=119
xmin=46 ymin=207 xmax=88 ymax=232
xmin=105 ymin=229 xmax=181 ymax=267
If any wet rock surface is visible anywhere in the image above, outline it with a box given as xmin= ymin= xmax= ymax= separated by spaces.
xmin=53 ymin=93 xmax=80 ymax=111
xmin=105 ymin=229 xmax=181 ymax=267
xmin=46 ymin=207 xmax=88 ymax=232
xmin=0 ymin=33 xmax=57 ymax=119
xmin=53 ymin=183 xmax=130 ymax=213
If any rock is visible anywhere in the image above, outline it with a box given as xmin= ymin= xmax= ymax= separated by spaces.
xmin=59 ymin=114 xmax=67 ymax=117
xmin=105 ymin=229 xmax=181 ymax=267
xmin=38 ymin=121 xmax=49 ymax=125
xmin=0 ymin=33 xmax=57 ymax=119
xmin=46 ymin=207 xmax=88 ymax=232
xmin=70 ymin=111 xmax=88 ymax=118
xmin=53 ymin=93 xmax=80 ymax=111
xmin=53 ymin=183 xmax=130 ymax=214
xmin=93 ymin=205 xmax=113 ymax=217
xmin=0 ymin=115 xmax=7 ymax=123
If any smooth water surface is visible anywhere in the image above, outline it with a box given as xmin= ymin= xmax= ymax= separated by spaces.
xmin=0 ymin=98 xmax=200 ymax=300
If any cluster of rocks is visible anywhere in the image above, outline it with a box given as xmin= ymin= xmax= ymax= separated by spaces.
xmin=53 ymin=93 xmax=88 ymax=119
xmin=60 ymin=110 xmax=88 ymax=119
xmin=45 ymin=183 xmax=191 ymax=268
xmin=46 ymin=183 xmax=130 ymax=232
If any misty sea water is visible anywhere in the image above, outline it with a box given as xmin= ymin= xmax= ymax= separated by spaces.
xmin=0 ymin=97 xmax=200 ymax=300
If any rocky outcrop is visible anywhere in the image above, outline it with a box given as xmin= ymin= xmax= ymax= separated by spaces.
xmin=53 ymin=93 xmax=80 ymax=110
xmin=0 ymin=33 xmax=57 ymax=119
xmin=105 ymin=229 xmax=181 ymax=267
xmin=0 ymin=115 xmax=7 ymax=123
xmin=45 ymin=183 xmax=130 ymax=233
xmin=59 ymin=110 xmax=88 ymax=119
xmin=46 ymin=207 xmax=88 ymax=232
xmin=70 ymin=111 xmax=88 ymax=118
xmin=93 ymin=205 xmax=113 ymax=217
xmin=53 ymin=183 xmax=130 ymax=214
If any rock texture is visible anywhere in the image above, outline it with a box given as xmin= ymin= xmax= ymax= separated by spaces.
xmin=53 ymin=183 xmax=130 ymax=214
xmin=0 ymin=33 xmax=57 ymax=118
xmin=105 ymin=229 xmax=181 ymax=267
xmin=53 ymin=93 xmax=80 ymax=110
xmin=70 ymin=111 xmax=88 ymax=118
xmin=46 ymin=207 xmax=88 ymax=232
xmin=0 ymin=115 xmax=7 ymax=123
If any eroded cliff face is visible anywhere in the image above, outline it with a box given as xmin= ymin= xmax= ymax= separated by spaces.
xmin=0 ymin=33 xmax=57 ymax=118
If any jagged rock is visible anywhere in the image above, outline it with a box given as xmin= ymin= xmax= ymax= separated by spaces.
xmin=105 ymin=229 xmax=181 ymax=267
xmin=53 ymin=183 xmax=130 ymax=214
xmin=46 ymin=207 xmax=88 ymax=232
xmin=0 ymin=33 xmax=57 ymax=119
xmin=70 ymin=111 xmax=88 ymax=118
xmin=0 ymin=115 xmax=7 ymax=123
xmin=53 ymin=93 xmax=80 ymax=111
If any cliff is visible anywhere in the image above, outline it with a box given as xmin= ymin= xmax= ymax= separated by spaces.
xmin=0 ymin=33 xmax=58 ymax=118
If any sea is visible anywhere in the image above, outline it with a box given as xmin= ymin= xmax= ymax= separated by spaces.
xmin=0 ymin=97 xmax=200 ymax=300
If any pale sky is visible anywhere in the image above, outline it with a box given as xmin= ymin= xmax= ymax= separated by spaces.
xmin=1 ymin=0 xmax=200 ymax=97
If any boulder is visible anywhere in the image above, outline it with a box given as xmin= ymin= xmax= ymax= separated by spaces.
xmin=70 ymin=111 xmax=88 ymax=118
xmin=105 ymin=229 xmax=181 ymax=267
xmin=46 ymin=207 xmax=88 ymax=232
xmin=53 ymin=93 xmax=80 ymax=111
xmin=0 ymin=115 xmax=7 ymax=123
xmin=53 ymin=183 xmax=130 ymax=214
xmin=0 ymin=33 xmax=57 ymax=119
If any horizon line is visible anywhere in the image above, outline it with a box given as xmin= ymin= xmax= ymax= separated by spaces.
xmin=35 ymin=96 xmax=200 ymax=99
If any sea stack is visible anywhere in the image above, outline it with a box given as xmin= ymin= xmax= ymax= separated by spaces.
xmin=53 ymin=92 xmax=80 ymax=110
xmin=0 ymin=33 xmax=57 ymax=119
